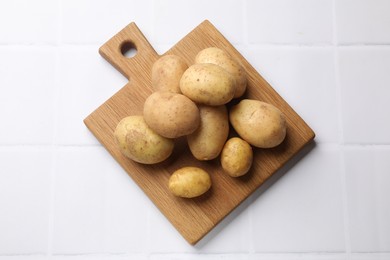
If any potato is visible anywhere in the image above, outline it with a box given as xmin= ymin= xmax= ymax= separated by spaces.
xmin=230 ymin=99 xmax=286 ymax=148
xmin=187 ymin=105 xmax=229 ymax=160
xmin=114 ymin=116 xmax=174 ymax=164
xmin=221 ymin=137 xmax=253 ymax=177
xmin=195 ymin=47 xmax=247 ymax=98
xmin=168 ymin=167 xmax=211 ymax=198
xmin=152 ymin=55 xmax=188 ymax=93
xmin=143 ymin=91 xmax=200 ymax=138
xmin=180 ymin=63 xmax=236 ymax=106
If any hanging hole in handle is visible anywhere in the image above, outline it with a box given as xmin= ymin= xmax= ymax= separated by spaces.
xmin=120 ymin=41 xmax=137 ymax=58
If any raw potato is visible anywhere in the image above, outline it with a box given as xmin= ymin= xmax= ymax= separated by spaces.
xmin=230 ymin=99 xmax=287 ymax=148
xmin=152 ymin=55 xmax=188 ymax=93
xmin=195 ymin=47 xmax=247 ymax=98
xmin=143 ymin=91 xmax=200 ymax=138
xmin=187 ymin=105 xmax=229 ymax=160
xmin=221 ymin=137 xmax=253 ymax=177
xmin=114 ymin=116 xmax=174 ymax=164
xmin=180 ymin=63 xmax=236 ymax=106
xmin=169 ymin=167 xmax=211 ymax=198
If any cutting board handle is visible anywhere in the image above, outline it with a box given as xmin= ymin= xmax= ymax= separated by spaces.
xmin=99 ymin=22 xmax=159 ymax=82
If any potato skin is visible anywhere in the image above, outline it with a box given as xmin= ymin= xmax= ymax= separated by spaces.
xmin=221 ymin=137 xmax=253 ymax=177
xmin=195 ymin=47 xmax=247 ymax=98
xmin=143 ymin=91 xmax=200 ymax=138
xmin=152 ymin=55 xmax=188 ymax=93
xmin=230 ymin=99 xmax=287 ymax=148
xmin=114 ymin=116 xmax=174 ymax=164
xmin=180 ymin=63 xmax=236 ymax=106
xmin=168 ymin=167 xmax=211 ymax=198
xmin=187 ymin=105 xmax=229 ymax=160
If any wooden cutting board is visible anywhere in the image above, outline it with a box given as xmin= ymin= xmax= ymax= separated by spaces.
xmin=84 ymin=20 xmax=315 ymax=245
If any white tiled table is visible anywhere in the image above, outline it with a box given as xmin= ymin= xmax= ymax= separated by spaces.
xmin=1 ymin=0 xmax=389 ymax=259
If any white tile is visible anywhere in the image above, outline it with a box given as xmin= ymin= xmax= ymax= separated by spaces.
xmin=52 ymin=146 xmax=149 ymax=254
xmin=246 ymin=0 xmax=333 ymax=44
xmin=0 ymin=0 xmax=58 ymax=43
xmin=52 ymin=146 xmax=107 ymax=254
xmin=251 ymin=145 xmax=345 ymax=252
xmin=350 ymin=253 xmax=390 ymax=260
xmin=336 ymin=0 xmax=390 ymax=44
xmin=150 ymin=254 xmax=250 ymax=260
xmin=196 ymin=200 xmax=252 ymax=253
xmin=149 ymin=200 xmax=251 ymax=252
xmin=148 ymin=205 xmax=195 ymax=253
xmin=0 ymin=47 xmax=56 ymax=145
xmin=57 ymin=47 xmax=127 ymax=145
xmin=103 ymin=156 xmax=150 ymax=253
xmin=0 ymin=257 xmax=50 ymax=260
xmin=240 ymin=46 xmax=339 ymax=143
xmin=153 ymin=43 xmax=174 ymax=56
xmin=0 ymin=147 xmax=51 ymax=254
xmin=1 ymin=257 xmax=148 ymax=260
xmin=344 ymin=147 xmax=390 ymax=252
xmin=249 ymin=254 xmax=346 ymax=260
xmin=338 ymin=47 xmax=390 ymax=144
xmin=61 ymin=0 xmax=152 ymax=44
xmin=50 ymin=255 xmax=149 ymax=260
xmin=153 ymin=0 xmax=244 ymax=46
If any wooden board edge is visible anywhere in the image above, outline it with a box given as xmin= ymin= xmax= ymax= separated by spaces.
xmin=83 ymin=19 xmax=318 ymax=246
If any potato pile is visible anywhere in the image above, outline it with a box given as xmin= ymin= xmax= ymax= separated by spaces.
xmin=114 ymin=48 xmax=287 ymax=199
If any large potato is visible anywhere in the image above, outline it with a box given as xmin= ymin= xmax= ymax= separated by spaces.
xmin=114 ymin=116 xmax=174 ymax=164
xmin=180 ymin=63 xmax=236 ymax=106
xmin=187 ymin=105 xmax=229 ymax=160
xmin=168 ymin=167 xmax=211 ymax=198
xmin=152 ymin=55 xmax=188 ymax=93
xmin=143 ymin=91 xmax=200 ymax=138
xmin=230 ymin=99 xmax=286 ymax=148
xmin=221 ymin=137 xmax=253 ymax=177
xmin=195 ymin=47 xmax=247 ymax=98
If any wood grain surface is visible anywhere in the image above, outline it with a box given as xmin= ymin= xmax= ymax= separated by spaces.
xmin=84 ymin=20 xmax=315 ymax=245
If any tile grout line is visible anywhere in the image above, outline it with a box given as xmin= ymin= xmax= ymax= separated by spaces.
xmin=46 ymin=50 xmax=59 ymax=257
xmin=1 ymin=42 xmax=390 ymax=49
xmin=146 ymin=202 xmax=153 ymax=258
xmin=57 ymin=0 xmax=63 ymax=46
xmin=332 ymin=0 xmax=352 ymax=258
xmin=146 ymin=1 xmax=156 ymax=258
xmin=338 ymin=142 xmax=352 ymax=258
xmin=46 ymin=0 xmax=63 ymax=256
xmin=1 ymin=143 xmax=390 ymax=150
xmin=150 ymin=0 xmax=157 ymax=56
xmin=0 ymin=144 xmax=103 ymax=148
xmin=4 ymin=252 xmax=390 ymax=257
xmin=242 ymin=0 xmax=249 ymax=46
xmin=148 ymin=252 xmax=353 ymax=257
xmin=242 ymin=0 xmax=255 ymax=255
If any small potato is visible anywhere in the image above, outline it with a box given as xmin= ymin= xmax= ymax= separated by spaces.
xmin=168 ymin=167 xmax=211 ymax=198
xmin=187 ymin=105 xmax=229 ymax=160
xmin=230 ymin=99 xmax=287 ymax=148
xmin=143 ymin=91 xmax=200 ymax=138
xmin=221 ymin=137 xmax=253 ymax=177
xmin=195 ymin=47 xmax=247 ymax=98
xmin=152 ymin=55 xmax=188 ymax=93
xmin=114 ymin=116 xmax=174 ymax=164
xmin=180 ymin=63 xmax=236 ymax=106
